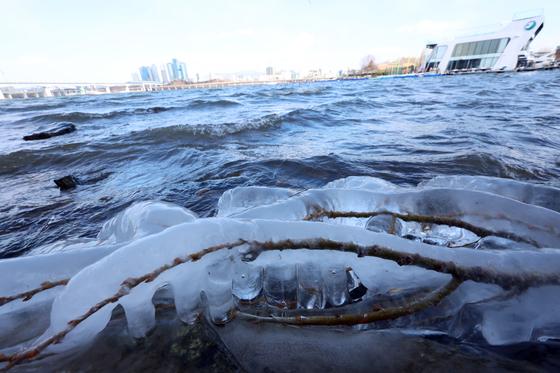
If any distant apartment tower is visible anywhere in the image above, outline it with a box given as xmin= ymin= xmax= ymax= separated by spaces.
xmin=149 ymin=64 xmax=161 ymax=83
xmin=159 ymin=65 xmax=170 ymax=83
xmin=556 ymin=46 xmax=560 ymax=62
xmin=166 ymin=58 xmax=188 ymax=81
xmin=136 ymin=58 xmax=188 ymax=83
xmin=139 ymin=66 xmax=152 ymax=81
xmin=266 ymin=66 xmax=274 ymax=75
xmin=178 ymin=61 xmax=188 ymax=81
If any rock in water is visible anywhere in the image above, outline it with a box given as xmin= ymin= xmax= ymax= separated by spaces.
xmin=23 ymin=122 xmax=76 ymax=141
xmin=54 ymin=175 xmax=79 ymax=190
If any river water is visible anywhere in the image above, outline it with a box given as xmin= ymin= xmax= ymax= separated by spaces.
xmin=1 ymin=71 xmax=560 ymax=258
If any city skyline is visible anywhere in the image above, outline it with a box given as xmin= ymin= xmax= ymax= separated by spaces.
xmin=1 ymin=0 xmax=560 ymax=82
xmin=135 ymin=58 xmax=188 ymax=83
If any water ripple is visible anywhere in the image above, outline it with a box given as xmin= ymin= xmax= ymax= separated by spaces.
xmin=1 ymin=71 xmax=560 ymax=257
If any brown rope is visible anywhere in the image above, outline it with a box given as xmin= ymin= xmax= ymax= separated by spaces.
xmin=304 ymin=209 xmax=539 ymax=247
xmin=250 ymin=239 xmax=559 ymax=289
xmin=239 ymin=277 xmax=462 ymax=325
xmin=0 ymin=280 xmax=69 ymax=307
xmin=2 ymin=237 xmax=558 ymax=370
xmin=0 ymin=240 xmax=245 ymax=370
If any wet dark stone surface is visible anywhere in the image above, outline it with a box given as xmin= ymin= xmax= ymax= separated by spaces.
xmin=19 ymin=307 xmax=239 ymax=373
xmin=13 ymin=303 xmax=559 ymax=373
xmin=54 ymin=175 xmax=79 ymax=190
xmin=22 ymin=122 xmax=76 ymax=141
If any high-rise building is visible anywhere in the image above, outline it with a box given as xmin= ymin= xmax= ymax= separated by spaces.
xmin=136 ymin=58 xmax=188 ymax=83
xmin=171 ymin=59 xmax=180 ymax=81
xmin=166 ymin=58 xmax=188 ymax=81
xmin=166 ymin=63 xmax=174 ymax=81
xmin=139 ymin=66 xmax=152 ymax=81
xmin=178 ymin=62 xmax=188 ymax=81
xmin=149 ymin=64 xmax=161 ymax=83
xmin=160 ymin=65 xmax=169 ymax=83
xmin=266 ymin=66 xmax=274 ymax=75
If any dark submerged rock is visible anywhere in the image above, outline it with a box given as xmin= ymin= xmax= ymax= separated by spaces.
xmin=23 ymin=122 xmax=76 ymax=141
xmin=34 ymin=305 xmax=240 ymax=372
xmin=54 ymin=175 xmax=79 ymax=190
xmin=147 ymin=106 xmax=167 ymax=113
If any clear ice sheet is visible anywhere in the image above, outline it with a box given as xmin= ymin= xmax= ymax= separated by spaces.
xmin=1 ymin=175 xmax=560 ymax=366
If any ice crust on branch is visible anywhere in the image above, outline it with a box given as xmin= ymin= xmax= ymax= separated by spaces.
xmin=231 ymin=186 xmax=560 ymax=248
xmin=97 ymin=201 xmax=198 ymax=243
xmin=0 ymin=201 xmax=197 ymax=354
xmin=1 ymin=176 xmax=560 ymax=368
xmin=421 ymin=175 xmax=560 ymax=212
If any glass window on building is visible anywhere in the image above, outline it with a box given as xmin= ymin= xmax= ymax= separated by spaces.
xmin=448 ymin=55 xmax=499 ymax=71
xmin=488 ymin=39 xmax=499 ymax=53
xmin=451 ymin=38 xmax=511 ymax=58
xmin=452 ymin=44 xmax=460 ymax=57
xmin=435 ymin=45 xmax=448 ymax=60
xmin=480 ymin=40 xmax=491 ymax=55
xmin=498 ymin=38 xmax=509 ymax=53
xmin=474 ymin=41 xmax=483 ymax=55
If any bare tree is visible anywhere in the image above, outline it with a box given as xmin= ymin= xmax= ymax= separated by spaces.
xmin=360 ymin=55 xmax=377 ymax=72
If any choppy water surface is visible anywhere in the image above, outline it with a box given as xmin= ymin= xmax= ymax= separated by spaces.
xmin=1 ymin=71 xmax=560 ymax=258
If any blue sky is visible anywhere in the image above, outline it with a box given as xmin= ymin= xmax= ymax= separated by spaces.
xmin=1 ymin=0 xmax=559 ymax=82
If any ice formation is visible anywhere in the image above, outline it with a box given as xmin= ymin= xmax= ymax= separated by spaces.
xmin=1 ymin=176 xmax=560 ymax=369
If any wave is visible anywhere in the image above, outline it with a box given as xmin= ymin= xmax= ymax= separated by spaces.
xmin=253 ymin=85 xmax=331 ymax=98
xmin=452 ymin=100 xmax=530 ymax=110
xmin=0 ymin=107 xmax=325 ymax=175
xmin=196 ymin=155 xmax=357 ymax=183
xmin=0 ymin=142 xmax=97 ymax=176
xmin=0 ymin=102 xmax=66 ymax=113
xmin=431 ymin=152 xmax=559 ymax=182
xmin=128 ymin=114 xmax=282 ymax=142
xmin=21 ymin=106 xmax=174 ymax=123
xmin=325 ymin=98 xmax=384 ymax=110
xmin=354 ymin=152 xmax=555 ymax=186
xmin=187 ymin=99 xmax=241 ymax=109
xmin=474 ymin=89 xmax=498 ymax=97
xmin=127 ymin=106 xmax=329 ymax=142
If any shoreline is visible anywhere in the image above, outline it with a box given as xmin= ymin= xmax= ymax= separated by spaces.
xmin=1 ymin=66 xmax=559 ymax=101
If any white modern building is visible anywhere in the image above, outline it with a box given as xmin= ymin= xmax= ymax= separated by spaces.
xmin=421 ymin=13 xmax=544 ymax=74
